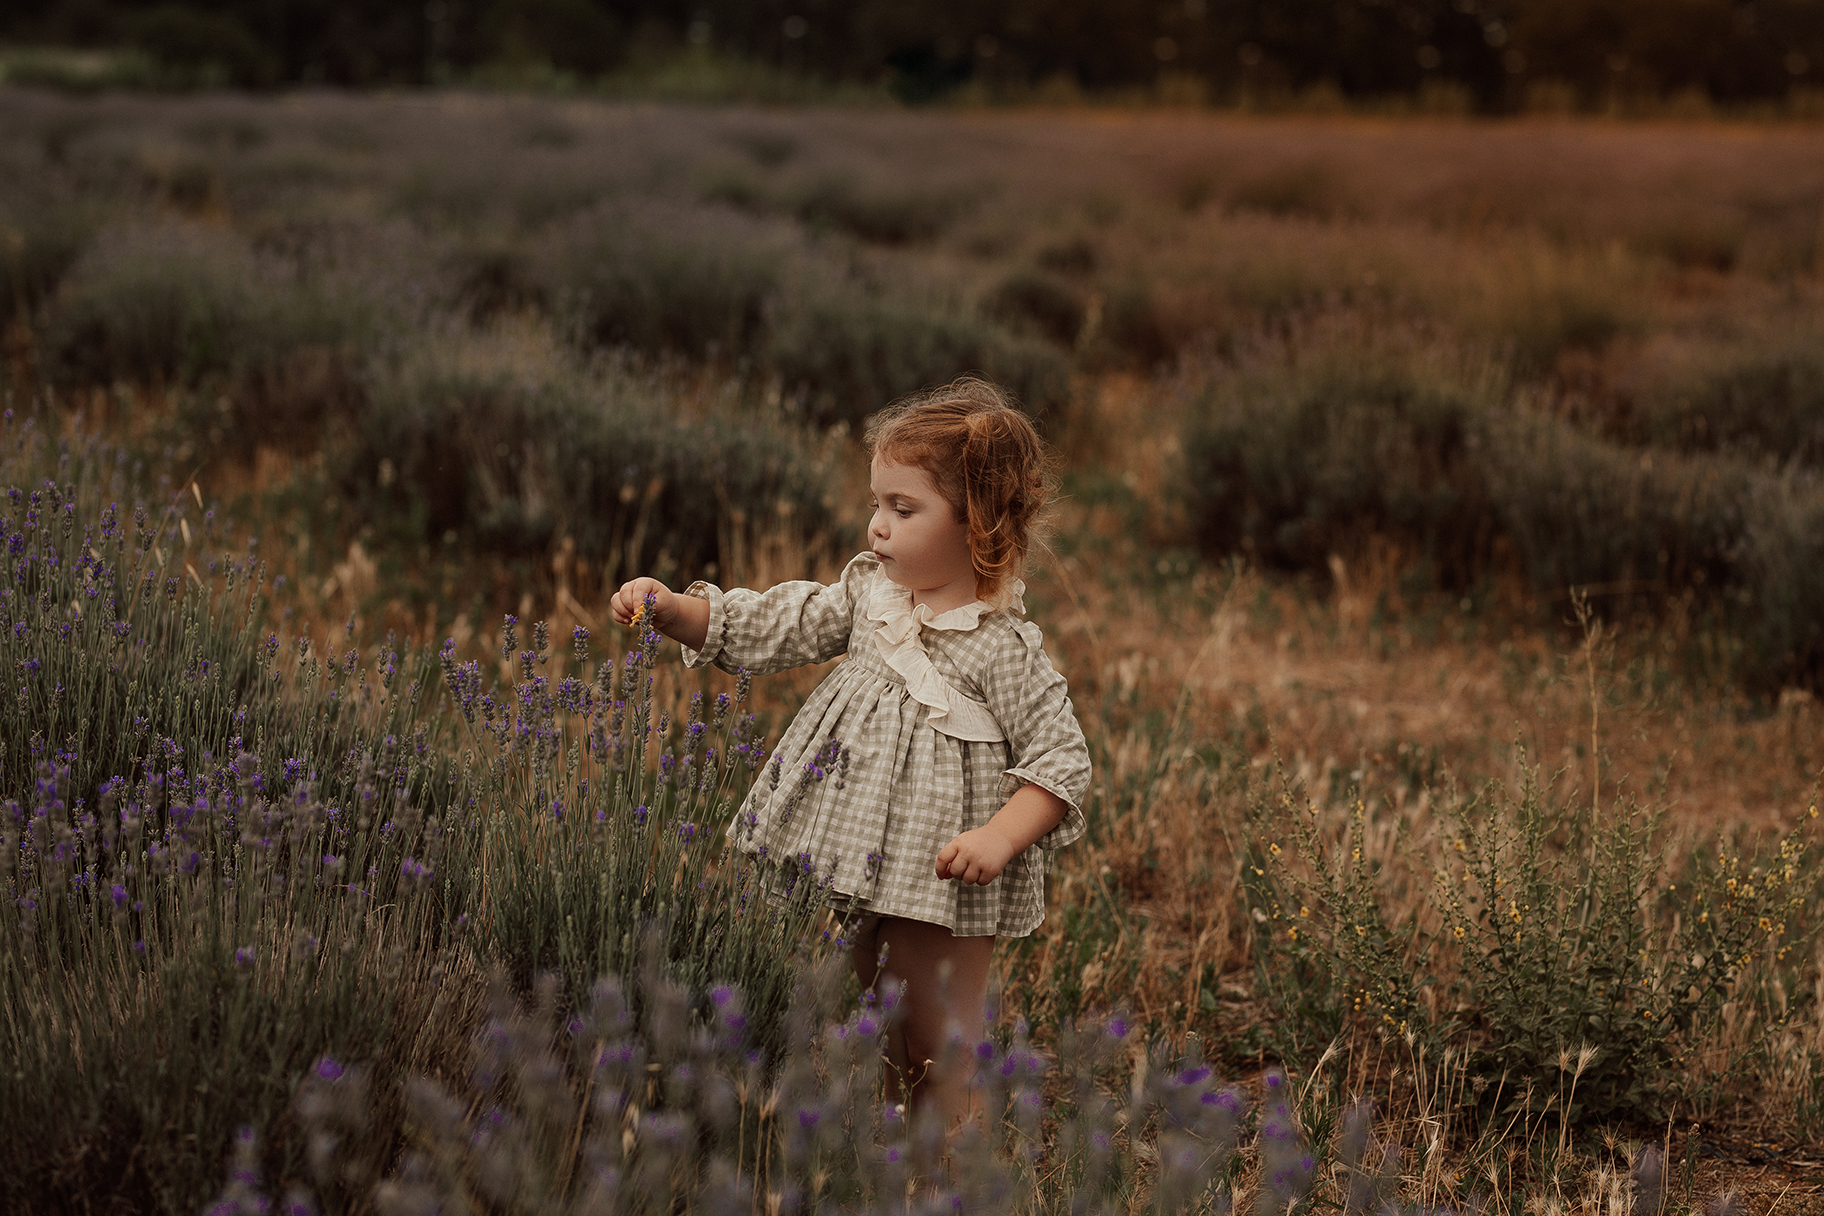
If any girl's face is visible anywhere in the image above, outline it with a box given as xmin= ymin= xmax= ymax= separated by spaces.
xmin=868 ymin=456 xmax=977 ymax=610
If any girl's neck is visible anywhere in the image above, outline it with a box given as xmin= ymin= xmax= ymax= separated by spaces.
xmin=909 ymin=576 xmax=980 ymax=616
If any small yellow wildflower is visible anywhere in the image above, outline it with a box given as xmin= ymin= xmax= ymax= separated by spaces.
xmin=1269 ymin=843 xmax=1281 ymax=857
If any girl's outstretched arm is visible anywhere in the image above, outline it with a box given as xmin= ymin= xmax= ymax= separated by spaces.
xmin=935 ymin=783 xmax=1069 ymax=886
xmin=610 ymin=577 xmax=711 ymax=651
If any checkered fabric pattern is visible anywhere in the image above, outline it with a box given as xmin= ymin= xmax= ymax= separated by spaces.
xmin=681 ymin=552 xmax=1091 ymax=938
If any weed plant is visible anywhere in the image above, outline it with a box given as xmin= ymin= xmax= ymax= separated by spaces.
xmin=1245 ymin=749 xmax=1823 ymax=1132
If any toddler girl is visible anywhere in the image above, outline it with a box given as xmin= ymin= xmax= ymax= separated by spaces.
xmin=609 ymin=378 xmax=1090 ymax=1126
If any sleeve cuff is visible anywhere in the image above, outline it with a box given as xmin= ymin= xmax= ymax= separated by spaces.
xmin=678 ymin=581 xmax=727 ymax=669
xmin=1000 ymin=769 xmax=1088 ymax=851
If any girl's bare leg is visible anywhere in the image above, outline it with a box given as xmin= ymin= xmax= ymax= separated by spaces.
xmin=851 ymin=915 xmax=995 ymax=1129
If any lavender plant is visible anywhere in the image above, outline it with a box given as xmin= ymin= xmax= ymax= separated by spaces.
xmin=0 ymin=413 xmax=470 ymax=1212
xmin=440 ymin=604 xmax=835 ymax=1064
xmin=203 ymin=949 xmax=1263 ymax=1216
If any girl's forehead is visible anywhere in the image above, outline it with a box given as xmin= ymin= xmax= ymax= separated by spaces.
xmin=870 ymin=455 xmax=940 ymax=496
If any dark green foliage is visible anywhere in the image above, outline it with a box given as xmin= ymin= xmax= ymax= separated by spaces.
xmin=5 ymin=0 xmax=1820 ymax=108
xmin=124 ymin=4 xmax=281 ymax=89
xmin=479 ymin=0 xmax=624 ymax=77
xmin=1091 ymin=281 xmax=1174 ymax=371
xmin=1741 ymin=478 xmax=1824 ymax=681
xmin=38 ymin=221 xmax=270 ymax=388
xmin=446 ymin=241 xmax=545 ymax=322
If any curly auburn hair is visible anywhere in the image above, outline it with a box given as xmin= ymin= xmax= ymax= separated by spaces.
xmin=865 ymin=377 xmax=1055 ymax=605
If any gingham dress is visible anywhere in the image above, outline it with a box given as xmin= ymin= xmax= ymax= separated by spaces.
xmin=681 ymin=552 xmax=1090 ymax=938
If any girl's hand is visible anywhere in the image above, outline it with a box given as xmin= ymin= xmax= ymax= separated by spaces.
xmin=611 ymin=577 xmax=678 ymax=629
xmin=935 ymin=825 xmax=1019 ymax=886
xmin=611 ymin=577 xmax=712 ymax=651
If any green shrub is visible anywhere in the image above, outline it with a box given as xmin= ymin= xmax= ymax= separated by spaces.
xmin=1741 ymin=475 xmax=1824 ymax=684
xmin=1620 ymin=330 xmax=1824 ymax=468
xmin=791 ymin=174 xmax=969 ymax=245
xmin=1091 ymin=280 xmax=1174 ymax=370
xmin=1479 ymin=410 xmax=1754 ymax=594
xmin=37 ymin=220 xmax=371 ymax=399
xmin=37 ymin=221 xmax=266 ymax=388
xmin=538 ymin=201 xmax=788 ymax=359
xmin=1182 ymin=323 xmax=1824 ymax=686
xmin=985 ymin=269 xmax=1085 ymax=347
xmin=1182 ymin=326 xmax=1503 ymax=583
xmin=345 ymin=347 xmax=840 ymax=583
xmin=0 ymin=190 xmax=96 ymax=331
xmin=768 ymin=277 xmax=1070 ymax=428
xmin=1246 ymin=759 xmax=1823 ymax=1128
xmin=1470 ymin=248 xmax=1646 ymax=376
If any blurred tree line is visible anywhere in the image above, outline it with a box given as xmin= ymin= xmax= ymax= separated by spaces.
xmin=4 ymin=0 xmax=1821 ymax=106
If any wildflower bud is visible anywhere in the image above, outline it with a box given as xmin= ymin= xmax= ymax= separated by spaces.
xmin=573 ymin=625 xmax=589 ymax=663
xmin=502 ymin=614 xmax=518 ymax=657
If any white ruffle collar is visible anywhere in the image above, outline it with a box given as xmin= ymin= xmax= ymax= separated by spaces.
xmin=864 ymin=571 xmax=1022 ymax=742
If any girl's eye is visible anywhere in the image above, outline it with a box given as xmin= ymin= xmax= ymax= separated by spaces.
xmin=897 ymin=508 xmax=912 ymax=518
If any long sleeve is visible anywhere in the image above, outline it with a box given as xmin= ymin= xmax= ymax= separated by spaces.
xmin=980 ymin=619 xmax=1091 ymax=850
xmin=680 ymin=552 xmax=876 ymax=676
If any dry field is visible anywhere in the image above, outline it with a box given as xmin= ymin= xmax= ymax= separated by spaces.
xmin=6 ymin=89 xmax=1824 ymax=1209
